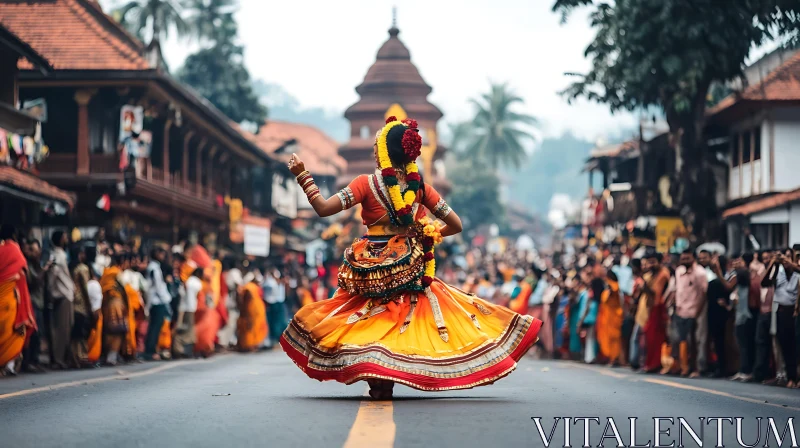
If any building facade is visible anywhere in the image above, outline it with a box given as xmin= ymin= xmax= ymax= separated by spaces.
xmin=709 ymin=49 xmax=800 ymax=252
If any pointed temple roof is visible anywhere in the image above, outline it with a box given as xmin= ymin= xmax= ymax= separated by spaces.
xmin=344 ymin=24 xmax=442 ymax=119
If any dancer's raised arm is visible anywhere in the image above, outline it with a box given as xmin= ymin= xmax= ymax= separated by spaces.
xmin=288 ymin=153 xmax=343 ymax=218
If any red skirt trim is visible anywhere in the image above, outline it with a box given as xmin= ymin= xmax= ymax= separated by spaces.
xmin=280 ymin=317 xmax=541 ymax=392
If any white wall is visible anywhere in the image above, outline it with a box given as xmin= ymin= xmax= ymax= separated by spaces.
xmin=790 ymin=203 xmax=800 ymax=246
xmin=727 ymin=108 xmax=800 ymax=200
xmin=773 ymin=107 xmax=800 ymax=192
xmin=730 ymin=166 xmax=741 ymax=200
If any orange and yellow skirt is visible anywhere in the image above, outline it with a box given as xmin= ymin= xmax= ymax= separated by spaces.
xmin=281 ymin=279 xmax=541 ymax=391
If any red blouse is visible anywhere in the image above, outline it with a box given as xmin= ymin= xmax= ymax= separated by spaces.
xmin=342 ymin=174 xmax=448 ymax=226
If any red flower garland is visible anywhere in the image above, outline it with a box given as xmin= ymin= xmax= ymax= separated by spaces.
xmin=381 ymin=167 xmax=396 ymax=177
xmin=386 ymin=116 xmax=398 ymax=124
xmin=402 ymin=118 xmax=418 ymax=129
xmin=406 ymin=172 xmax=421 ymax=182
xmin=402 ymin=128 xmax=422 ymax=160
xmin=396 ymin=205 xmax=413 ymax=217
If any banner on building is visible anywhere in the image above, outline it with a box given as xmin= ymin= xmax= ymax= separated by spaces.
xmin=231 ymin=215 xmax=271 ymax=257
xmin=272 ymin=174 xmax=297 ymax=219
xmin=656 ymin=216 xmax=688 ymax=254
xmin=244 ymin=224 xmax=270 ymax=257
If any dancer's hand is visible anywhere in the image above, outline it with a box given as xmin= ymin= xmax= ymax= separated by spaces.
xmin=288 ymin=153 xmax=305 ymax=176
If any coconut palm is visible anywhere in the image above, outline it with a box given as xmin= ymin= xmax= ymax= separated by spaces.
xmin=184 ymin=0 xmax=238 ymax=46
xmin=452 ymin=83 xmax=538 ymax=170
xmin=113 ymin=0 xmax=190 ymax=46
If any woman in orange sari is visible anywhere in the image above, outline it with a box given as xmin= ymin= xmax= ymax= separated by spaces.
xmin=193 ymin=277 xmax=219 ymax=357
xmin=0 ymin=228 xmax=36 ymax=374
xmin=508 ymin=277 xmax=533 ymax=316
xmin=597 ymin=272 xmax=624 ymax=366
xmin=236 ymin=272 xmax=268 ymax=352
xmin=99 ymin=256 xmax=134 ymax=365
xmin=281 ymin=117 xmax=541 ymax=399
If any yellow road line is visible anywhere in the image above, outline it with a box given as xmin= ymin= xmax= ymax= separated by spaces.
xmin=342 ymin=386 xmax=396 ymax=448
xmin=0 ymin=360 xmax=196 ymax=401
xmin=641 ymin=377 xmax=800 ymax=412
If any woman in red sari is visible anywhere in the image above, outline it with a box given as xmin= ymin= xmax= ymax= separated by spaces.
xmin=642 ymin=253 xmax=671 ymax=373
xmin=0 ymin=226 xmax=36 ymax=374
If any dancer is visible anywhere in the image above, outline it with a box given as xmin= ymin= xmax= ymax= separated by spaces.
xmin=280 ymin=116 xmax=542 ymax=399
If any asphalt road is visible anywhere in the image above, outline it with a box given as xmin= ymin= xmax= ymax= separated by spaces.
xmin=2 ymin=352 xmax=800 ymax=448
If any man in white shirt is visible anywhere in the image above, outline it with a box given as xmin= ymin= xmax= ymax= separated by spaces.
xmin=772 ymin=252 xmax=798 ymax=387
xmin=263 ymin=268 xmax=288 ymax=347
xmin=173 ymin=265 xmax=202 ymax=358
xmin=143 ymin=248 xmax=172 ymax=360
xmin=46 ymin=230 xmax=74 ymax=368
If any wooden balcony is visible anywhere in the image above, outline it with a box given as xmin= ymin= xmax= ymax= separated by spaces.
xmin=37 ymin=153 xmax=120 ymax=187
xmin=36 ymin=154 xmax=226 ymax=220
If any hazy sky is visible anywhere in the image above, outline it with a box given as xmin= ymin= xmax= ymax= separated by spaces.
xmin=104 ymin=0 xmax=640 ymax=141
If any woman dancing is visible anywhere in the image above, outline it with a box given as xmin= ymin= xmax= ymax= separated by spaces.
xmin=281 ymin=116 xmax=542 ymax=399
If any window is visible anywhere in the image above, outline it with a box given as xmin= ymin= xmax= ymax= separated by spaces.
xmin=742 ymin=130 xmax=752 ymax=164
xmin=732 ymin=126 xmax=762 ymax=166
xmin=753 ymin=127 xmax=762 ymax=161
xmin=359 ymin=125 xmax=370 ymax=139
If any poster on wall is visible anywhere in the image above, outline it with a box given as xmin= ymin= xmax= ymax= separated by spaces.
xmin=119 ymin=105 xmax=143 ymax=142
xmin=22 ymin=98 xmax=47 ymax=122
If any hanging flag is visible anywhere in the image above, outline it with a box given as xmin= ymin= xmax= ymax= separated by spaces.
xmin=96 ymin=194 xmax=110 ymax=211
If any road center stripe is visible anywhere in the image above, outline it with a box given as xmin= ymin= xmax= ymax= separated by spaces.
xmin=342 ymin=386 xmax=396 ymax=448
xmin=0 ymin=360 xmax=196 ymax=401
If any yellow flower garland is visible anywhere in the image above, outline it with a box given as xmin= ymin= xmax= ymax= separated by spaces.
xmin=377 ymin=119 xmax=438 ymax=288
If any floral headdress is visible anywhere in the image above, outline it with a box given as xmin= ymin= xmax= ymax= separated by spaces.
xmin=376 ymin=116 xmax=437 ymax=287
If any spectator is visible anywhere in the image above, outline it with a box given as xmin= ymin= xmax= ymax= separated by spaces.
xmin=671 ymin=249 xmax=708 ymax=378
xmin=263 ymin=268 xmax=289 ymax=348
xmin=22 ymin=239 xmax=50 ymax=373
xmin=70 ymin=245 xmax=94 ymax=367
xmin=143 ymin=248 xmax=172 ymax=360
xmin=46 ymin=230 xmax=75 ymax=370
xmin=769 ymin=249 xmax=798 ymax=388
xmin=702 ymin=254 xmax=735 ymax=378
xmin=730 ymin=253 xmax=759 ymax=382
xmin=754 ymin=249 xmax=777 ymax=383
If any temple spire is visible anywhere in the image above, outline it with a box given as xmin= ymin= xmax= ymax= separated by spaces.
xmin=389 ymin=6 xmax=399 ymax=36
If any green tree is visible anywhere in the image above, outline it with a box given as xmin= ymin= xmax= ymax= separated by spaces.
xmin=452 ymin=83 xmax=538 ymax=170
xmin=447 ymin=160 xmax=506 ymax=232
xmin=178 ymin=47 xmax=267 ymax=126
xmin=185 ymin=0 xmax=238 ymax=45
xmin=177 ymin=0 xmax=266 ymax=126
xmin=112 ymin=0 xmax=189 ymax=45
xmin=552 ymin=0 xmax=800 ymax=238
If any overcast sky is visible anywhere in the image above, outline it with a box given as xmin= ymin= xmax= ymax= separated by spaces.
xmin=104 ymin=0 xmax=640 ymax=141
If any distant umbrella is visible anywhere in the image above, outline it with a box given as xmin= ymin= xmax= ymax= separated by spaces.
xmin=697 ymin=242 xmax=726 ymax=255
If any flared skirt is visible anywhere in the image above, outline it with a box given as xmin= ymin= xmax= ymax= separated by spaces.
xmin=280 ymin=279 xmax=541 ymax=391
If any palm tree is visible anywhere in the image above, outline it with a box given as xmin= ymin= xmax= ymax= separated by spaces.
xmin=113 ymin=0 xmax=190 ymax=46
xmin=184 ymin=0 xmax=238 ymax=47
xmin=452 ymin=83 xmax=538 ymax=170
